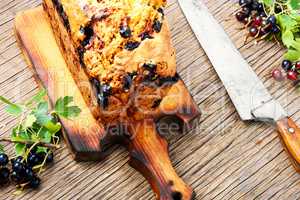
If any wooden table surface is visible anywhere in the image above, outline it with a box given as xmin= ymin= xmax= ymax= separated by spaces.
xmin=1 ymin=0 xmax=300 ymax=199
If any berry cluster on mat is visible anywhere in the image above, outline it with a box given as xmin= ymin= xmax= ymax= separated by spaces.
xmin=272 ymin=60 xmax=300 ymax=82
xmin=0 ymin=150 xmax=53 ymax=190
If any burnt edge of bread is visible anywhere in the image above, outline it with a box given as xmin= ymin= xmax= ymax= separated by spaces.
xmin=52 ymin=0 xmax=70 ymax=31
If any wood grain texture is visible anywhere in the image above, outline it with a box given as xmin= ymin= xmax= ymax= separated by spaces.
xmin=1 ymin=0 xmax=300 ymax=199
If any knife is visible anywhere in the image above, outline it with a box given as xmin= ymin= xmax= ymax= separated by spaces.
xmin=178 ymin=0 xmax=300 ymax=171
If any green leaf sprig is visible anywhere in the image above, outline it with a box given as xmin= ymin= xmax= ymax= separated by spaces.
xmin=259 ymin=0 xmax=300 ymax=61
xmin=0 ymin=89 xmax=81 ymax=172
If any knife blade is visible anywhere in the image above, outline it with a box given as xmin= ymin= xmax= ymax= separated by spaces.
xmin=178 ymin=0 xmax=300 ymax=171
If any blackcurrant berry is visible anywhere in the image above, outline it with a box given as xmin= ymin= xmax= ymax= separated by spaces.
xmin=29 ymin=176 xmax=41 ymax=189
xmin=0 ymin=167 xmax=10 ymax=185
xmin=261 ymin=20 xmax=267 ymax=27
xmin=267 ymin=15 xmax=276 ymax=25
xmin=242 ymin=7 xmax=251 ymax=16
xmin=12 ymin=161 xmax=25 ymax=173
xmin=249 ymin=26 xmax=258 ymax=37
xmin=287 ymin=70 xmax=298 ymax=81
xmin=46 ymin=152 xmax=54 ymax=164
xmin=260 ymin=28 xmax=268 ymax=36
xmin=119 ymin=26 xmax=132 ymax=38
xmin=295 ymin=61 xmax=300 ymax=70
xmin=282 ymin=60 xmax=292 ymax=71
xmin=11 ymin=156 xmax=24 ymax=165
xmin=239 ymin=0 xmax=253 ymax=7
xmin=253 ymin=16 xmax=263 ymax=26
xmin=272 ymin=68 xmax=284 ymax=81
xmin=27 ymin=153 xmax=42 ymax=167
xmin=251 ymin=1 xmax=260 ymax=11
xmin=271 ymin=25 xmax=280 ymax=34
xmin=24 ymin=167 xmax=34 ymax=181
xmin=100 ymin=84 xmax=112 ymax=96
xmin=259 ymin=12 xmax=267 ymax=18
xmin=97 ymin=94 xmax=109 ymax=109
xmin=140 ymin=32 xmax=154 ymax=40
xmin=242 ymin=17 xmax=249 ymax=24
xmin=158 ymin=7 xmax=164 ymax=15
xmin=257 ymin=3 xmax=264 ymax=12
xmin=125 ymin=41 xmax=140 ymax=51
xmin=143 ymin=63 xmax=157 ymax=72
xmin=91 ymin=78 xmax=100 ymax=91
xmin=128 ymin=71 xmax=137 ymax=79
xmin=261 ymin=20 xmax=272 ymax=31
xmin=11 ymin=171 xmax=23 ymax=183
xmin=123 ymin=75 xmax=132 ymax=90
xmin=236 ymin=11 xmax=247 ymax=22
xmin=0 ymin=153 xmax=9 ymax=166
xmin=153 ymin=20 xmax=162 ymax=33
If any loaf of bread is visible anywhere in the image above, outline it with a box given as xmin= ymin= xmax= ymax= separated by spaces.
xmin=43 ymin=0 xmax=178 ymax=124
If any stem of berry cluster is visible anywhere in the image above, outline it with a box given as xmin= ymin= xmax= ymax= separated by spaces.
xmin=0 ymin=137 xmax=60 ymax=149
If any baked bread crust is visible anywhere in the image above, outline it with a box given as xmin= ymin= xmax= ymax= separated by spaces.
xmin=43 ymin=0 xmax=178 ymax=124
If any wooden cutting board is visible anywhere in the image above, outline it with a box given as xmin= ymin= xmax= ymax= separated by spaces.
xmin=2 ymin=0 xmax=300 ymax=199
xmin=14 ymin=6 xmax=200 ymax=200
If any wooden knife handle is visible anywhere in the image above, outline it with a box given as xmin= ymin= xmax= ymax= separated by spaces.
xmin=276 ymin=117 xmax=300 ymax=171
xmin=128 ymin=119 xmax=195 ymax=200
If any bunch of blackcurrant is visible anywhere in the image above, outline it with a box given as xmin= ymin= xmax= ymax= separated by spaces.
xmin=272 ymin=60 xmax=300 ymax=82
xmin=236 ymin=0 xmax=280 ymax=42
xmin=0 ymin=147 xmax=54 ymax=190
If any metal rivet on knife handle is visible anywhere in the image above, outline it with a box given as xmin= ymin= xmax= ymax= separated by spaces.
xmin=288 ymin=128 xmax=295 ymax=134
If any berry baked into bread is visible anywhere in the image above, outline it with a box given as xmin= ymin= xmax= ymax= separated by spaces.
xmin=43 ymin=0 xmax=178 ymax=124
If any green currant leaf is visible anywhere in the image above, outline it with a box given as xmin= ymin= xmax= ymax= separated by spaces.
xmin=291 ymin=13 xmax=300 ymax=22
xmin=5 ymin=105 xmax=23 ymax=116
xmin=261 ymin=0 xmax=274 ymax=7
xmin=57 ymin=106 xmax=82 ymax=118
xmin=34 ymin=112 xmax=50 ymax=124
xmin=288 ymin=0 xmax=300 ymax=10
xmin=46 ymin=122 xmax=61 ymax=134
xmin=15 ymin=143 xmax=26 ymax=156
xmin=0 ymin=144 xmax=4 ymax=153
xmin=39 ymin=128 xmax=52 ymax=143
xmin=37 ymin=101 xmax=49 ymax=114
xmin=0 ymin=96 xmax=23 ymax=116
xmin=277 ymin=14 xmax=298 ymax=32
xmin=24 ymin=114 xmax=37 ymax=128
xmin=36 ymin=115 xmax=61 ymax=133
xmin=282 ymin=30 xmax=295 ymax=48
xmin=55 ymin=96 xmax=73 ymax=111
xmin=291 ymin=41 xmax=300 ymax=52
xmin=284 ymin=49 xmax=300 ymax=61
xmin=36 ymin=146 xmax=48 ymax=154
xmin=0 ymin=96 xmax=17 ymax=106
xmin=31 ymin=134 xmax=40 ymax=142
xmin=26 ymin=89 xmax=47 ymax=106
xmin=54 ymin=96 xmax=81 ymax=119
xmin=11 ymin=126 xmax=31 ymax=142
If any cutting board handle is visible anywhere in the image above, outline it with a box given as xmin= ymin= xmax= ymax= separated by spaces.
xmin=276 ymin=117 xmax=300 ymax=172
xmin=128 ymin=119 xmax=195 ymax=200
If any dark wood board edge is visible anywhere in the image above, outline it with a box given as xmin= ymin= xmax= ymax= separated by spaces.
xmin=14 ymin=7 xmax=108 ymax=161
